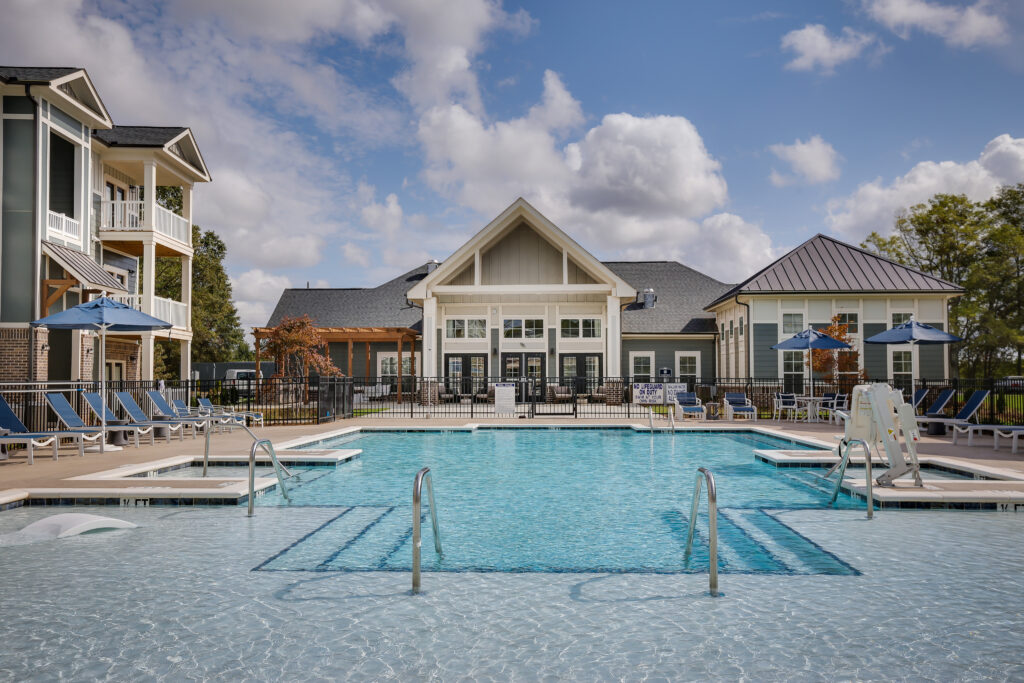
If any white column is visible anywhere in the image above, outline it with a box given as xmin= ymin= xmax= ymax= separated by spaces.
xmin=142 ymin=240 xmax=156 ymax=316
xmin=179 ymin=339 xmax=191 ymax=380
xmin=422 ymin=296 xmax=437 ymax=376
xmin=140 ymin=332 xmax=155 ymax=381
xmin=606 ymin=295 xmax=621 ymax=376
xmin=182 ymin=183 xmax=193 ymax=245
xmin=181 ymin=254 xmax=192 ymax=331
xmin=143 ymin=160 xmax=157 ymax=229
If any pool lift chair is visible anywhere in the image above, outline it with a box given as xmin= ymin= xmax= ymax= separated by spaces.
xmin=828 ymin=383 xmax=924 ymax=515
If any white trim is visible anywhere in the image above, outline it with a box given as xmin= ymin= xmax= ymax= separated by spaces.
xmin=629 ymin=350 xmax=655 ymax=380
xmin=377 ymin=351 xmax=422 ymax=377
xmin=675 ymin=350 xmax=701 ymax=379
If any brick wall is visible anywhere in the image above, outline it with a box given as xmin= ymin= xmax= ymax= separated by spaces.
xmin=80 ymin=332 xmax=94 ymax=381
xmin=0 ymin=327 xmax=49 ymax=382
xmin=106 ymin=339 xmax=141 ymax=381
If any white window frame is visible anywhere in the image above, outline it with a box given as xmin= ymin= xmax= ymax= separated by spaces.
xmin=891 ymin=311 xmax=913 ymax=328
xmin=445 ymin=317 xmax=487 ymax=339
xmin=782 ymin=313 xmax=804 ymax=335
xmin=378 ymin=351 xmax=421 ymax=377
xmin=675 ymin=351 xmax=701 ymax=384
xmin=629 ymin=351 xmax=655 ymax=381
xmin=559 ymin=317 xmax=602 ymax=339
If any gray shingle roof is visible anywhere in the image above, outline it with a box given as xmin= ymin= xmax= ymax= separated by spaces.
xmin=266 ymin=265 xmax=429 ymax=331
xmin=0 ymin=67 xmax=80 ymax=83
xmin=605 ymin=262 xmax=732 ymax=334
xmin=706 ymin=234 xmax=962 ymax=308
xmin=93 ymin=126 xmax=188 ymax=148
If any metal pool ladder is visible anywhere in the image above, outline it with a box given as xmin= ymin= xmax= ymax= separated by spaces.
xmin=683 ymin=467 xmax=720 ymax=597
xmin=247 ymin=438 xmax=292 ymax=517
xmin=827 ymin=438 xmax=874 ymax=519
xmin=412 ymin=467 xmax=443 ymax=594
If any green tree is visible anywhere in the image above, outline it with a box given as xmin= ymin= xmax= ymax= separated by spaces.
xmin=151 ymin=188 xmax=251 ymax=378
xmin=984 ymin=184 xmax=1024 ymax=374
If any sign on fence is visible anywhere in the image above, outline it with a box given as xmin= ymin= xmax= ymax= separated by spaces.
xmin=631 ymin=383 xmax=664 ymax=405
xmin=661 ymin=382 xmax=689 ymax=402
xmin=494 ymin=382 xmax=517 ymax=415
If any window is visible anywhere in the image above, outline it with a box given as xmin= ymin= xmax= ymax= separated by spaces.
xmin=630 ymin=352 xmax=654 ymax=382
xmin=676 ymin=352 xmax=699 ymax=387
xmin=782 ymin=313 xmax=804 ymax=335
xmin=446 ymin=318 xmax=486 ymax=338
xmin=503 ymin=319 xmax=522 ymax=338
xmin=837 ymin=312 xmax=859 ymax=334
xmin=561 ymin=319 xmax=580 ymax=338
xmin=581 ymin=319 xmax=601 ymax=338
xmin=892 ymin=312 xmax=912 ymax=328
xmin=783 ymin=350 xmax=804 ymax=394
xmin=892 ymin=350 xmax=913 ymax=393
xmin=560 ymin=318 xmax=601 ymax=339
xmin=739 ymin=316 xmax=744 ymax=338
xmin=585 ymin=356 xmax=600 ymax=379
xmin=446 ymin=319 xmax=465 ymax=338
xmin=379 ymin=353 xmax=418 ymax=377
xmin=720 ymin=323 xmax=725 ymax=337
xmin=729 ymin=320 xmax=734 ymax=339
xmin=524 ymin=319 xmax=543 ymax=338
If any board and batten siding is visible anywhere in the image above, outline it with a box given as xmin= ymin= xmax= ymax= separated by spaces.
xmin=862 ymin=323 xmax=887 ymax=379
xmin=1 ymin=100 xmax=36 ymax=322
xmin=479 ymin=222 xmax=597 ymax=286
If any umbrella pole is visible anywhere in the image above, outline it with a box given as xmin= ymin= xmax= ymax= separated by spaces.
xmin=100 ymin=325 xmax=106 ymax=453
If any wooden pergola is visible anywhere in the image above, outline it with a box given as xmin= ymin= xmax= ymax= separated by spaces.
xmin=252 ymin=325 xmax=420 ymax=403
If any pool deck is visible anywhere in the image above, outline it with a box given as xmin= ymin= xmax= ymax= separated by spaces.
xmin=1 ymin=417 xmax=1023 ymax=510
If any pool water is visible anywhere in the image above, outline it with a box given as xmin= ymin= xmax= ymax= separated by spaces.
xmin=256 ymin=429 xmax=859 ymax=575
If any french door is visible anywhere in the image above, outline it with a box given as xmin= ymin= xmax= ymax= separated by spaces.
xmin=560 ymin=353 xmax=602 ymax=394
xmin=501 ymin=352 xmax=545 ymax=400
xmin=444 ymin=354 xmax=487 ymax=396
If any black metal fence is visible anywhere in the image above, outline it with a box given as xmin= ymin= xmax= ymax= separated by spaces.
xmin=2 ymin=375 xmax=1021 ymax=432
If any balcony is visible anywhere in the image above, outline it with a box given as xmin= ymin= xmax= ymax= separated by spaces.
xmin=109 ymin=294 xmax=189 ymax=330
xmin=98 ymin=200 xmax=191 ymax=247
xmin=47 ymin=210 xmax=81 ymax=243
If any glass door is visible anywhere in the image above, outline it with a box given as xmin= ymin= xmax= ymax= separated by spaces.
xmin=445 ymin=354 xmax=487 ymax=397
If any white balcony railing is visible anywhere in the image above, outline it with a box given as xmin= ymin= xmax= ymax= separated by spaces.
xmin=98 ymin=200 xmax=191 ymax=246
xmin=47 ymin=210 xmax=81 ymax=242
xmin=154 ymin=296 xmax=189 ymax=329
xmin=109 ymin=294 xmax=141 ymax=309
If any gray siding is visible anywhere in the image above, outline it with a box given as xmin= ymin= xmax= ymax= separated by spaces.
xmin=621 ymin=338 xmax=716 ymax=380
xmin=328 ymin=340 xmax=422 ymax=378
xmin=919 ymin=322 xmax=946 ymax=380
xmin=482 ymin=222 xmax=566 ymax=285
xmin=1 ymin=117 xmax=35 ymax=322
xmin=752 ymin=323 xmax=778 ymax=378
xmin=102 ymin=249 xmax=139 ymax=294
xmin=863 ymin=323 xmax=887 ymax=379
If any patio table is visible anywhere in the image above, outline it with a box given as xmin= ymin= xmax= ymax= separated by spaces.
xmin=795 ymin=396 xmax=829 ymax=423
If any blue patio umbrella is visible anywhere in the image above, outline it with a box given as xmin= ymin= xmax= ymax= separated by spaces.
xmin=771 ymin=327 xmax=851 ymax=398
xmin=32 ymin=297 xmax=172 ymax=451
xmin=865 ymin=317 xmax=962 ymax=402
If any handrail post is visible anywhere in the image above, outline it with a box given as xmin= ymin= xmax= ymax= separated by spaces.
xmin=412 ymin=466 xmax=442 ymax=594
xmin=683 ymin=467 xmax=719 ymax=597
xmin=247 ymin=437 xmax=290 ymax=517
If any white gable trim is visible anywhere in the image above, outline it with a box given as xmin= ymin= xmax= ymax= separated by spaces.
xmin=407 ymin=198 xmax=636 ymax=300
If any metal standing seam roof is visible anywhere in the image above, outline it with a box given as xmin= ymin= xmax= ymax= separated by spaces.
xmin=42 ymin=241 xmax=127 ymax=292
xmin=706 ymin=234 xmax=961 ymax=308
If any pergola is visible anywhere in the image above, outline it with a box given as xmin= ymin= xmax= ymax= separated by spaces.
xmin=252 ymin=325 xmax=420 ymax=403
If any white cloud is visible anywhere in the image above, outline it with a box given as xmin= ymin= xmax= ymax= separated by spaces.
xmin=231 ymin=269 xmax=293 ymax=331
xmin=769 ymin=135 xmax=842 ymax=186
xmin=864 ymin=0 xmax=1009 ymax=47
xmin=826 ymin=134 xmax=1024 ymax=240
xmin=781 ymin=24 xmax=880 ymax=74
xmin=361 ymin=191 xmax=404 ymax=236
xmin=342 ymin=242 xmax=371 ymax=268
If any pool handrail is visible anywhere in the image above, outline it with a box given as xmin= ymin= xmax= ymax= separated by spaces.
xmin=412 ymin=466 xmax=442 ymax=594
xmin=683 ymin=466 xmax=719 ymax=597
xmin=829 ymin=438 xmax=874 ymax=519
xmin=247 ymin=437 xmax=292 ymax=516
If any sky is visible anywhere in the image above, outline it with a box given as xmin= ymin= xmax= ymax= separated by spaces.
xmin=3 ymin=0 xmax=1023 ymax=333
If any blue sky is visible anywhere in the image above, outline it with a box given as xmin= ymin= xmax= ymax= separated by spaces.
xmin=3 ymin=0 xmax=1023 ymax=331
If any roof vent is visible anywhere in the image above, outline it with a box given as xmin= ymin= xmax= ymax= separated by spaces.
xmin=426 ymin=259 xmax=440 ymax=274
xmin=639 ymin=288 xmax=656 ymax=309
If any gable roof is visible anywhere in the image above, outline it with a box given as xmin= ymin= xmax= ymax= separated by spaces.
xmin=266 ymin=265 xmax=428 ymax=331
xmin=0 ymin=67 xmax=81 ymax=82
xmin=705 ymin=234 xmax=962 ymax=309
xmin=0 ymin=66 xmax=112 ymax=129
xmin=93 ymin=126 xmax=187 ymax=147
xmin=606 ymin=261 xmax=731 ymax=334
xmin=407 ymin=198 xmax=636 ymax=300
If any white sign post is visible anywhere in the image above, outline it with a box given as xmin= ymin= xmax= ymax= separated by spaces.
xmin=494 ymin=382 xmax=517 ymax=416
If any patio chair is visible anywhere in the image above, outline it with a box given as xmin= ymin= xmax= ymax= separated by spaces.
xmin=915 ymin=390 xmax=990 ymax=433
xmin=0 ymin=393 xmax=85 ymax=463
xmin=674 ymin=392 xmax=706 ymax=420
xmin=920 ymin=389 xmax=955 ymax=417
xmin=196 ymin=397 xmax=264 ymax=427
xmin=772 ymin=393 xmax=802 ymax=421
xmin=952 ymin=423 xmax=1024 ymax=454
xmin=723 ymin=392 xmax=757 ymax=421
xmin=146 ymin=391 xmax=231 ymax=435
xmin=45 ymin=392 xmax=154 ymax=448
xmin=476 ymin=385 xmax=495 ymax=403
xmin=82 ymin=392 xmax=183 ymax=443
xmin=820 ymin=393 xmax=848 ymax=424
xmin=591 ymin=385 xmax=607 ymax=403
xmin=548 ymin=385 xmax=572 ymax=403
xmin=115 ymin=392 xmax=194 ymax=440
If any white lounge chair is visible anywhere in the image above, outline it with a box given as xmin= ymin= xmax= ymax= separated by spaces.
xmin=723 ymin=392 xmax=757 ymax=421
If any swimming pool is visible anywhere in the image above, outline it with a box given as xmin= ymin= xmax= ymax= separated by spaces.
xmin=255 ymin=429 xmax=859 ymax=575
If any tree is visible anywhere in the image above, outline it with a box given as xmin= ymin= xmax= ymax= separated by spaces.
xmin=259 ymin=315 xmax=339 ymax=378
xmin=984 ymin=184 xmax=1024 ymax=374
xmin=810 ymin=316 xmax=866 ymax=384
xmin=151 ymin=188 xmax=251 ymax=378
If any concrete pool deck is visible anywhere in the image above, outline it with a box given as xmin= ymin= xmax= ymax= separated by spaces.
xmin=1 ymin=417 xmax=1023 ymax=509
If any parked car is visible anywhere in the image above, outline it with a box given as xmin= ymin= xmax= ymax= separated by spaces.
xmin=224 ymin=369 xmax=262 ymax=398
xmin=997 ymin=376 xmax=1024 ymax=393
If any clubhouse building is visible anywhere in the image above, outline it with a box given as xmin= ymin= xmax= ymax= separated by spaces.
xmin=262 ymin=198 xmax=961 ymax=389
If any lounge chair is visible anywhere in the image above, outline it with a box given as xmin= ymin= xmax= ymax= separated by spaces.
xmin=916 ymin=390 xmax=990 ymax=433
xmin=723 ymin=392 xmax=757 ymax=421
xmin=911 ymin=388 xmax=929 ymax=411
xmin=83 ymin=392 xmax=184 ymax=443
xmin=146 ymin=391 xmax=227 ymax=435
xmin=196 ymin=397 xmax=263 ymax=426
xmin=0 ymin=393 xmax=85 ymax=463
xmin=920 ymin=389 xmax=955 ymax=418
xmin=114 ymin=392 xmax=193 ymax=440
xmin=952 ymin=423 xmax=1024 ymax=454
xmin=45 ymin=392 xmax=155 ymax=448
xmin=674 ymin=392 xmax=706 ymax=420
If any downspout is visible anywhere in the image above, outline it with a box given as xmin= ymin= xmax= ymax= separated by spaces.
xmin=735 ymin=295 xmax=751 ymax=379
xmin=25 ymin=83 xmax=41 ymax=380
